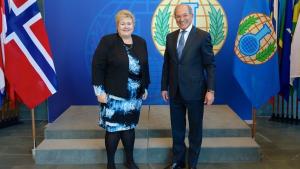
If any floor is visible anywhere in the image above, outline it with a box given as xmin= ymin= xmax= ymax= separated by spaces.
xmin=0 ymin=117 xmax=300 ymax=169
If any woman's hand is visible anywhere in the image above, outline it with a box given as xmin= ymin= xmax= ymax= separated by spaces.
xmin=142 ymin=89 xmax=148 ymax=100
xmin=97 ymin=93 xmax=108 ymax=103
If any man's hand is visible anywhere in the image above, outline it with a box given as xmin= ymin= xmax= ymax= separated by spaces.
xmin=161 ymin=90 xmax=169 ymax=102
xmin=204 ymin=91 xmax=214 ymax=105
xmin=97 ymin=93 xmax=107 ymax=103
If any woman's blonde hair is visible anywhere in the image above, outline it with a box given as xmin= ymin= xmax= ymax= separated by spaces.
xmin=115 ymin=10 xmax=135 ymax=26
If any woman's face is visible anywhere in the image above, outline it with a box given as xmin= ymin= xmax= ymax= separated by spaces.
xmin=118 ymin=17 xmax=134 ymax=38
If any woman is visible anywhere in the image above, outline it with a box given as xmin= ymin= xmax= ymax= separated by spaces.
xmin=92 ymin=10 xmax=150 ymax=169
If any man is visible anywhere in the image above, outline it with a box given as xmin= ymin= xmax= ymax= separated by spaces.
xmin=161 ymin=4 xmax=215 ymax=169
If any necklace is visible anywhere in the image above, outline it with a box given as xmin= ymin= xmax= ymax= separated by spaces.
xmin=124 ymin=43 xmax=133 ymax=50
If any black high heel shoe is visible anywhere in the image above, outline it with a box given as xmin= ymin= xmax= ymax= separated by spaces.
xmin=107 ymin=163 xmax=116 ymax=169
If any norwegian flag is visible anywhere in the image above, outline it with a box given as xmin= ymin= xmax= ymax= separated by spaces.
xmin=1 ymin=0 xmax=57 ymax=109
xmin=0 ymin=0 xmax=5 ymax=108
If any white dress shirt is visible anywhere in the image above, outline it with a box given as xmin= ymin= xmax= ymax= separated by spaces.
xmin=176 ymin=23 xmax=193 ymax=48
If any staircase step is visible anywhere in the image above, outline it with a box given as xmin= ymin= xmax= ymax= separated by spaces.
xmin=45 ymin=105 xmax=251 ymax=139
xmin=35 ymin=137 xmax=260 ymax=164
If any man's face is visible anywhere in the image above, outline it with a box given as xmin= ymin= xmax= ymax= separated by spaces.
xmin=175 ymin=5 xmax=193 ymax=30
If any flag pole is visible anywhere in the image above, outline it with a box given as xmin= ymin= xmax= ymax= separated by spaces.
xmin=297 ymin=97 xmax=299 ymax=124
xmin=277 ymin=96 xmax=280 ymax=119
xmin=31 ymin=108 xmax=36 ymax=157
xmin=291 ymin=92 xmax=294 ymax=123
xmin=251 ymin=107 xmax=256 ymax=139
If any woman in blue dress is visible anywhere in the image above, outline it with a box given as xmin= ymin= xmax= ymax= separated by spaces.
xmin=92 ymin=10 xmax=150 ymax=169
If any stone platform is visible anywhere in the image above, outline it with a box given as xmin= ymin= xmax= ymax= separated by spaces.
xmin=35 ymin=105 xmax=260 ymax=164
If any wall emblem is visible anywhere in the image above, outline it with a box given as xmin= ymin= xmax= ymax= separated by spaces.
xmin=151 ymin=0 xmax=228 ymax=56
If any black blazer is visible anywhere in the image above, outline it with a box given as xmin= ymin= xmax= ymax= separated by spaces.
xmin=161 ymin=26 xmax=215 ymax=100
xmin=92 ymin=33 xmax=150 ymax=98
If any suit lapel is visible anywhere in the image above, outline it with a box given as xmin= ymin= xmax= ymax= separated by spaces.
xmin=132 ymin=36 xmax=142 ymax=60
xmin=171 ymin=30 xmax=180 ymax=63
xmin=180 ymin=26 xmax=197 ymax=62
xmin=116 ymin=34 xmax=129 ymax=64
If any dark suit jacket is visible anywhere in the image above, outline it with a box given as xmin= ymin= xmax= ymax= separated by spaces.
xmin=92 ymin=33 xmax=150 ymax=99
xmin=161 ymin=26 xmax=215 ymax=100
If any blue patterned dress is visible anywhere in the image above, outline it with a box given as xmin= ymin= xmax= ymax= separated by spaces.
xmin=94 ymin=44 xmax=143 ymax=132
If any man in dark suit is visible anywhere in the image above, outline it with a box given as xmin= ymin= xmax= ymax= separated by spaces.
xmin=161 ymin=4 xmax=215 ymax=169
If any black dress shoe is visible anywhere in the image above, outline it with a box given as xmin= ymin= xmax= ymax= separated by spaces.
xmin=125 ymin=161 xmax=139 ymax=169
xmin=166 ymin=163 xmax=184 ymax=169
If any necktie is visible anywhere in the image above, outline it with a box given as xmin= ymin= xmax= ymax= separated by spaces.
xmin=177 ymin=30 xmax=186 ymax=60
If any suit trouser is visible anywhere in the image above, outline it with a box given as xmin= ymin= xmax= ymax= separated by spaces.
xmin=169 ymin=89 xmax=204 ymax=168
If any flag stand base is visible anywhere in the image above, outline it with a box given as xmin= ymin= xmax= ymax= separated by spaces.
xmin=32 ymin=148 xmax=36 ymax=158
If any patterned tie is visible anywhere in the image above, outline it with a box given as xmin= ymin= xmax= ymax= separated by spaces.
xmin=177 ymin=30 xmax=186 ymax=60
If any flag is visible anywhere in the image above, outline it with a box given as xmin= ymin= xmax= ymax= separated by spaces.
xmin=233 ymin=0 xmax=280 ymax=109
xmin=278 ymin=0 xmax=286 ymax=49
xmin=292 ymin=0 xmax=300 ymax=32
xmin=1 ymin=0 xmax=57 ymax=109
xmin=0 ymin=0 xmax=5 ymax=108
xmin=270 ymin=0 xmax=279 ymax=35
xmin=278 ymin=0 xmax=293 ymax=100
xmin=0 ymin=62 xmax=4 ymax=109
xmin=290 ymin=0 xmax=300 ymax=85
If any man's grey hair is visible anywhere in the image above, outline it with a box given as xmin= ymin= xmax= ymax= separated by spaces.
xmin=174 ymin=4 xmax=193 ymax=16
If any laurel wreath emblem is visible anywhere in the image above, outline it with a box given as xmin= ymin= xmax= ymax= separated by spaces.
xmin=238 ymin=16 xmax=258 ymax=35
xmin=208 ymin=1 xmax=225 ymax=46
xmin=256 ymin=41 xmax=276 ymax=62
xmin=154 ymin=3 xmax=171 ymax=46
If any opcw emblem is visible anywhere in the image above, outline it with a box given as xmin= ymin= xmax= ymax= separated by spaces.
xmin=151 ymin=0 xmax=228 ymax=56
xmin=234 ymin=13 xmax=277 ymax=65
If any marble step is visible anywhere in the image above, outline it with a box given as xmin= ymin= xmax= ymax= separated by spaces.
xmin=45 ymin=105 xmax=251 ymax=139
xmin=35 ymin=137 xmax=260 ymax=164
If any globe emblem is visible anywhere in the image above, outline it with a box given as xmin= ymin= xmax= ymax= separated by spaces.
xmin=234 ymin=13 xmax=277 ymax=65
xmin=151 ymin=0 xmax=228 ymax=56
